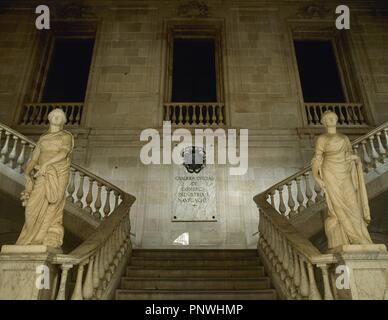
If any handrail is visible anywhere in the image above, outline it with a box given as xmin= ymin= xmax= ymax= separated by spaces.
xmin=0 ymin=121 xmax=137 ymax=299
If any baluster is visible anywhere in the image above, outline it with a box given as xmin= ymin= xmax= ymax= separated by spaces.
xmin=361 ymin=140 xmax=371 ymax=171
xmin=178 ymin=106 xmax=183 ymax=125
xmin=85 ymin=178 xmax=94 ymax=214
xmin=75 ymin=173 xmax=85 ymax=207
xmin=305 ymin=106 xmax=312 ymax=125
xmin=318 ymin=264 xmax=334 ymax=300
xmin=347 ymin=106 xmax=355 ymax=125
xmin=206 ymin=105 xmax=211 ymax=125
xmin=56 ymin=264 xmax=73 ymax=300
xmin=269 ymin=190 xmax=276 ymax=207
xmin=219 ymin=105 xmax=225 ymax=125
xmin=71 ymin=264 xmax=85 ymax=300
xmin=92 ymin=250 xmax=101 ymax=290
xmin=99 ymin=244 xmax=106 ymax=280
xmin=171 ymin=106 xmax=176 ymax=125
xmin=286 ymin=245 xmax=297 ymax=298
xmin=198 ymin=105 xmax=204 ymax=125
xmin=358 ymin=106 xmax=366 ymax=125
xmin=277 ymin=185 xmax=287 ymax=215
xmin=314 ymin=180 xmax=324 ymax=202
xmin=299 ymin=257 xmax=309 ymax=298
xmin=38 ymin=106 xmax=46 ymax=125
xmin=0 ymin=131 xmax=11 ymax=163
xmin=338 ymin=105 xmax=345 ymax=125
xmin=383 ymin=129 xmax=388 ymax=153
xmin=368 ymin=136 xmax=380 ymax=167
xmin=293 ymin=250 xmax=301 ymax=298
xmin=0 ymin=128 xmax=2 ymax=150
xmin=113 ymin=191 xmax=120 ymax=210
xmin=67 ymin=169 xmax=76 ymax=202
xmin=41 ymin=106 xmax=49 ymax=125
xmin=304 ymin=172 xmax=314 ymax=207
xmin=307 ymin=263 xmax=322 ymax=300
xmin=376 ymin=132 xmax=386 ymax=159
xmin=83 ymin=256 xmax=94 ymax=299
xmin=16 ymin=140 xmax=27 ymax=173
xmin=211 ymin=105 xmax=216 ymax=126
xmin=312 ymin=107 xmax=319 ymax=125
xmin=8 ymin=136 xmax=19 ymax=167
xmin=31 ymin=106 xmax=39 ymax=125
xmin=295 ymin=176 xmax=305 ymax=212
xmin=22 ymin=106 xmax=30 ymax=124
xmin=281 ymin=237 xmax=289 ymax=277
xmin=343 ymin=106 xmax=350 ymax=125
xmin=75 ymin=105 xmax=82 ymax=125
xmin=103 ymin=188 xmax=112 ymax=217
xmin=286 ymin=182 xmax=296 ymax=218
xmin=94 ymin=183 xmax=103 ymax=219
xmin=352 ymin=106 xmax=360 ymax=125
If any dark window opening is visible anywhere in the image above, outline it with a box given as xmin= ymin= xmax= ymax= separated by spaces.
xmin=171 ymin=38 xmax=217 ymax=102
xmin=294 ymin=40 xmax=346 ymax=103
xmin=42 ymin=38 xmax=95 ymax=102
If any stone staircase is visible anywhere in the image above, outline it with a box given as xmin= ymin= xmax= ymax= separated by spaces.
xmin=115 ymin=249 xmax=277 ymax=300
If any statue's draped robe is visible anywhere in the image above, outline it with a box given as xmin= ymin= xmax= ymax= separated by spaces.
xmin=312 ymin=133 xmax=372 ymax=249
xmin=16 ymin=130 xmax=73 ymax=248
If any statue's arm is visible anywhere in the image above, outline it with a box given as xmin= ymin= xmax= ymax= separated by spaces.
xmin=311 ymin=135 xmax=325 ymax=189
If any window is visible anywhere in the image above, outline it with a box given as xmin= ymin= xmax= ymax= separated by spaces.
xmin=42 ymin=38 xmax=95 ymax=102
xmin=171 ymin=38 xmax=217 ymax=102
xmin=294 ymin=40 xmax=346 ymax=103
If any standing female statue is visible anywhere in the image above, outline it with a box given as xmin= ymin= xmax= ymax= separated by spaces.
xmin=16 ymin=109 xmax=74 ymax=248
xmin=311 ymin=111 xmax=373 ymax=250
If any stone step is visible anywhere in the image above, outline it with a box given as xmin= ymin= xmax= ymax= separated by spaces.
xmin=132 ymin=249 xmax=259 ymax=259
xmin=115 ymin=289 xmax=277 ymax=300
xmin=120 ymin=277 xmax=271 ymax=290
xmin=125 ymin=267 xmax=265 ymax=278
xmin=129 ymin=257 xmax=262 ymax=268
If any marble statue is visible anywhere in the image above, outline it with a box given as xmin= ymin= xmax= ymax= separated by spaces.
xmin=311 ymin=110 xmax=373 ymax=250
xmin=16 ymin=109 xmax=74 ymax=248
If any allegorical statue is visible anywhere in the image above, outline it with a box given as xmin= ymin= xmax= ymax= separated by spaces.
xmin=311 ymin=110 xmax=373 ymax=250
xmin=16 ymin=109 xmax=74 ymax=248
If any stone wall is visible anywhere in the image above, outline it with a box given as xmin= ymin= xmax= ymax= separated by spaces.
xmin=0 ymin=0 xmax=387 ymax=248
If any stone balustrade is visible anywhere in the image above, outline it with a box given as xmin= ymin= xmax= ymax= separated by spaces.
xmin=0 ymin=123 xmax=123 ymax=220
xmin=18 ymin=103 xmax=83 ymax=126
xmin=265 ymin=121 xmax=388 ymax=219
xmin=54 ymin=204 xmax=133 ymax=300
xmin=256 ymin=206 xmax=336 ymax=300
xmin=163 ymin=102 xmax=226 ymax=126
xmin=305 ymin=103 xmax=367 ymax=127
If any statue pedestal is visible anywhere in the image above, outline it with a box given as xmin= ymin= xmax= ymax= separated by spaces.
xmin=331 ymin=245 xmax=388 ymax=300
xmin=0 ymin=245 xmax=61 ymax=300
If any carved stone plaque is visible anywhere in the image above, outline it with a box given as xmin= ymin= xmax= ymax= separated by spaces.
xmin=172 ymin=165 xmax=216 ymax=222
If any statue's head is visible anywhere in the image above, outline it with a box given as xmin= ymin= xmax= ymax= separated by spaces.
xmin=321 ymin=111 xmax=338 ymax=128
xmin=48 ymin=108 xmax=67 ymax=128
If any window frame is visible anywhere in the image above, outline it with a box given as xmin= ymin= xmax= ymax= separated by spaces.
xmin=164 ymin=21 xmax=225 ymax=104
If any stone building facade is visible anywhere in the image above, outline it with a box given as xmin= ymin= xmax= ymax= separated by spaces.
xmin=0 ymin=0 xmax=387 ymax=248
